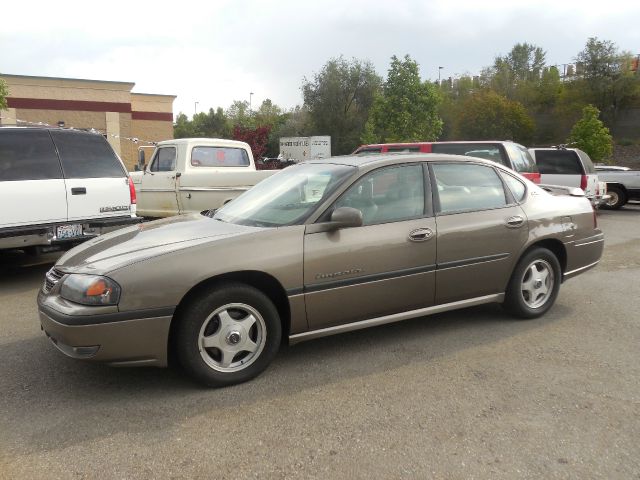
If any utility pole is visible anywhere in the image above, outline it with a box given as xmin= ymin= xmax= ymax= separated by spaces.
xmin=194 ymin=101 xmax=199 ymax=116
xmin=438 ymin=66 xmax=444 ymax=85
xmin=249 ymin=92 xmax=254 ymax=115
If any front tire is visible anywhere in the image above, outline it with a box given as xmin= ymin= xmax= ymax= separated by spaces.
xmin=503 ymin=247 xmax=561 ymax=319
xmin=175 ymin=283 xmax=282 ymax=387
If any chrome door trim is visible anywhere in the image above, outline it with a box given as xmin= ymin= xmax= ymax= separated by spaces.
xmin=289 ymin=293 xmax=504 ymax=344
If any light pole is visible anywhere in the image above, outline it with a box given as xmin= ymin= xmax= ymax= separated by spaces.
xmin=249 ymin=92 xmax=254 ymax=115
xmin=194 ymin=101 xmax=199 ymax=116
xmin=438 ymin=66 xmax=444 ymax=85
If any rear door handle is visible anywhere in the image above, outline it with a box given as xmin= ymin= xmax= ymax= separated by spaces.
xmin=505 ymin=215 xmax=524 ymax=228
xmin=408 ymin=228 xmax=434 ymax=242
xmin=71 ymin=187 xmax=86 ymax=195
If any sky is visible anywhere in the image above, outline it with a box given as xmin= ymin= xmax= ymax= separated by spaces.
xmin=2 ymin=0 xmax=639 ymax=119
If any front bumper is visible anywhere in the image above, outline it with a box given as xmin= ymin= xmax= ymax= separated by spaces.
xmin=38 ymin=300 xmax=173 ymax=367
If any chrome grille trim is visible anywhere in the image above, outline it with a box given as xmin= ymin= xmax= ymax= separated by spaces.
xmin=43 ymin=267 xmax=64 ymax=293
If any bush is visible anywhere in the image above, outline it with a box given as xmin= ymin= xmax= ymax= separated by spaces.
xmin=567 ymin=105 xmax=613 ymax=162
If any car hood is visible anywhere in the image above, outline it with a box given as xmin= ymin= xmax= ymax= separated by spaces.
xmin=56 ymin=214 xmax=260 ymax=274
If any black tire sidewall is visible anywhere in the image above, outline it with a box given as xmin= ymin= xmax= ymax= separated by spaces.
xmin=504 ymin=247 xmax=561 ymax=319
xmin=604 ymin=186 xmax=626 ymax=210
xmin=175 ymin=282 xmax=282 ymax=387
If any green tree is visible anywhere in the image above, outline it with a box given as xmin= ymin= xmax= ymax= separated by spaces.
xmin=453 ymin=90 xmax=535 ymax=144
xmin=226 ymin=100 xmax=252 ymax=128
xmin=362 ymin=55 xmax=443 ymax=144
xmin=0 ymin=79 xmax=8 ymax=111
xmin=302 ymin=56 xmax=382 ymax=154
xmin=567 ymin=104 xmax=613 ymax=162
xmin=174 ymin=107 xmax=230 ymax=139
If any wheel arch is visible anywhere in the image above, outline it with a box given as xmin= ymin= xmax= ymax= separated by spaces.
xmin=167 ymin=270 xmax=291 ymax=364
xmin=519 ymin=238 xmax=567 ymax=275
xmin=605 ymin=182 xmax=628 ymax=193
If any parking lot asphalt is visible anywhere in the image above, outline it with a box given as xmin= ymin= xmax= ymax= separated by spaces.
xmin=1 ymin=206 xmax=639 ymax=480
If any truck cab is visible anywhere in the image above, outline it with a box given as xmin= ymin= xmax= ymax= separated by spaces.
xmin=131 ymin=138 xmax=276 ymax=218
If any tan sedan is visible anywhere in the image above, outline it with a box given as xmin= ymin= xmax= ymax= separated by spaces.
xmin=38 ymin=154 xmax=604 ymax=386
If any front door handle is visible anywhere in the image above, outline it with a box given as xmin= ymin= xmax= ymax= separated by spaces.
xmin=505 ymin=215 xmax=524 ymax=228
xmin=71 ymin=187 xmax=86 ymax=195
xmin=408 ymin=228 xmax=434 ymax=242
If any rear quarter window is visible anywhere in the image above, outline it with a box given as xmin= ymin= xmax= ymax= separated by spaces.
xmin=50 ymin=131 xmax=126 ymax=178
xmin=534 ymin=150 xmax=584 ymax=175
xmin=0 ymin=130 xmax=62 ymax=181
xmin=505 ymin=143 xmax=538 ymax=173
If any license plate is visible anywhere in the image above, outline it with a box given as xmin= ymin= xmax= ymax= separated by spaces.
xmin=56 ymin=224 xmax=83 ymax=240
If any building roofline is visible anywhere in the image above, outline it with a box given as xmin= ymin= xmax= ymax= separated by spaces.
xmin=0 ymin=73 xmax=135 ymax=88
xmin=131 ymin=92 xmax=177 ymax=99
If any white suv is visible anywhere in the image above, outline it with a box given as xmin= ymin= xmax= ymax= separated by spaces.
xmin=0 ymin=127 xmax=140 ymax=253
xmin=528 ymin=147 xmax=603 ymax=205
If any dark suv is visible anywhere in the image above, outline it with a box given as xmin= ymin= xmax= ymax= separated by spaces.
xmin=353 ymin=141 xmax=541 ymax=183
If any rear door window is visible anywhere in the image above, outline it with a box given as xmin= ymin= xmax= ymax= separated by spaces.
xmin=0 ymin=130 xmax=62 ymax=181
xmin=432 ymin=163 xmax=507 ymax=213
xmin=431 ymin=143 xmax=508 ymax=167
xmin=534 ymin=150 xmax=584 ymax=175
xmin=50 ymin=131 xmax=126 ymax=178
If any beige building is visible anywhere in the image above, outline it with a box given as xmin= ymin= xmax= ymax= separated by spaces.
xmin=0 ymin=74 xmax=175 ymax=169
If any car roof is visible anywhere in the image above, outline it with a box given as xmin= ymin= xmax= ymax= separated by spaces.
xmin=0 ymin=126 xmax=102 ymax=136
xmin=358 ymin=140 xmax=517 ymax=148
xmin=304 ymin=153 xmax=507 ymax=170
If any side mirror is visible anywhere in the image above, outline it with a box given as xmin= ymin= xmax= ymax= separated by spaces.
xmin=137 ymin=149 xmax=146 ymax=171
xmin=306 ymin=207 xmax=363 ymax=234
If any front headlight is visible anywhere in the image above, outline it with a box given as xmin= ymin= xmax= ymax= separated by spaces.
xmin=60 ymin=274 xmax=121 ymax=306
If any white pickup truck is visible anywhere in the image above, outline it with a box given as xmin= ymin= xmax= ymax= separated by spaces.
xmin=131 ymin=138 xmax=277 ymax=218
xmin=594 ymin=166 xmax=640 ymax=209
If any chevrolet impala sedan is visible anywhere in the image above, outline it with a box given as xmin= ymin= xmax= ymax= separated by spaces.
xmin=38 ymin=154 xmax=604 ymax=386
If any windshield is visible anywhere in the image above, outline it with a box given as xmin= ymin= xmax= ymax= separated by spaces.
xmin=213 ymin=163 xmax=356 ymax=227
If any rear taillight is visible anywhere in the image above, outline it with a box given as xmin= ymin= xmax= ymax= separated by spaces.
xmin=580 ymin=175 xmax=588 ymax=191
xmin=128 ymin=177 xmax=137 ymax=204
xmin=522 ymin=172 xmax=541 ymax=184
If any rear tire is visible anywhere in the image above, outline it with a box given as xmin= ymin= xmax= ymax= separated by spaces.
xmin=602 ymin=185 xmax=627 ymax=210
xmin=175 ymin=282 xmax=281 ymax=387
xmin=503 ymin=247 xmax=561 ymax=319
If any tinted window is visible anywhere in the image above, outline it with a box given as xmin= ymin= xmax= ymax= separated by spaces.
xmin=150 ymin=147 xmax=176 ymax=172
xmin=191 ymin=147 xmax=250 ymax=167
xmin=432 ymin=163 xmax=507 ymax=213
xmin=431 ymin=143 xmax=509 ymax=167
xmin=505 ymin=143 xmax=538 ymax=173
xmin=387 ymin=146 xmax=421 ymax=153
xmin=500 ymin=171 xmax=527 ymax=202
xmin=50 ymin=131 xmax=125 ymax=178
xmin=534 ymin=150 xmax=584 ymax=175
xmin=335 ymin=164 xmax=425 ymax=225
xmin=0 ymin=130 xmax=62 ymax=181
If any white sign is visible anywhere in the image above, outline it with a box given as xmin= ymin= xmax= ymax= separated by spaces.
xmin=279 ymin=136 xmax=331 ymax=162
